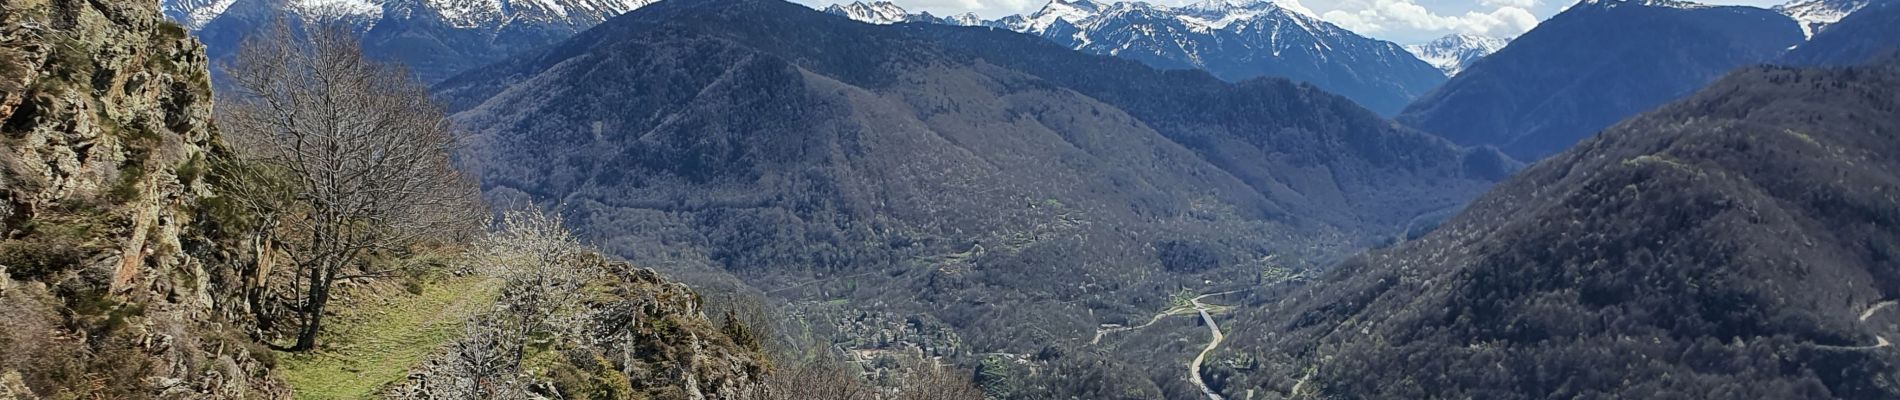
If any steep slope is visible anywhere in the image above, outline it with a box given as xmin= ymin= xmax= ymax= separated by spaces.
xmin=169 ymin=0 xmax=657 ymax=83
xmin=436 ymin=0 xmax=1499 ymax=394
xmin=824 ymin=0 xmax=1447 ymax=116
xmin=1406 ymin=34 xmax=1510 ymax=76
xmin=1223 ymin=61 xmax=1900 ymax=399
xmin=0 ymin=0 xmax=284 ymax=397
xmin=1397 ymin=0 xmax=1804 ymax=161
xmin=1775 ymin=0 xmax=1872 ymax=37
xmin=1781 ymin=0 xmax=1900 ymax=65
xmin=394 ymin=253 xmax=767 ymax=399
xmin=0 ymin=2 xmax=780 ymax=399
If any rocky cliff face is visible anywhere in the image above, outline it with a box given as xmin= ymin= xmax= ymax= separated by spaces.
xmin=0 ymin=3 xmax=774 ymax=398
xmin=0 ymin=0 xmax=286 ymax=398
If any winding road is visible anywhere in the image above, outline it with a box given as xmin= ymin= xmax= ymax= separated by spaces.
xmin=1851 ymin=300 xmax=1896 ymax=349
xmin=1090 ymin=311 xmax=1175 ymax=345
xmin=1187 ymin=294 xmax=1228 ymax=400
xmin=1084 ymin=289 xmax=1247 ymax=399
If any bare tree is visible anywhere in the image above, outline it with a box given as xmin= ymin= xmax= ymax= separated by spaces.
xmin=892 ymin=360 xmax=984 ymax=400
xmin=217 ymin=22 xmax=482 ymax=351
xmin=393 ymin=314 xmax=538 ymax=400
xmin=740 ymin=355 xmax=984 ymax=400
xmin=745 ymin=362 xmax=880 ymax=400
xmin=472 ymin=209 xmax=600 ymax=367
xmin=391 ymin=209 xmax=599 ymax=399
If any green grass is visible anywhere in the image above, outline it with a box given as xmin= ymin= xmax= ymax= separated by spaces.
xmin=279 ymin=277 xmax=503 ymax=399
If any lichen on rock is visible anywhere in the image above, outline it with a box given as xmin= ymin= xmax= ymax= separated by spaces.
xmin=0 ymin=0 xmax=284 ymax=398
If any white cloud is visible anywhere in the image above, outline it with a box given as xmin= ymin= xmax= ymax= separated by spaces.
xmin=1275 ymin=0 xmax=1319 ymax=17
xmin=1479 ymin=0 xmax=1538 ymax=8
xmin=1319 ymin=0 xmax=1540 ymax=38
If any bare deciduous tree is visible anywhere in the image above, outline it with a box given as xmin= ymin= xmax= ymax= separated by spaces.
xmin=393 ymin=209 xmax=600 ymax=399
xmin=746 ymin=362 xmax=880 ymax=400
xmin=739 ymin=356 xmax=983 ymax=400
xmin=892 ymin=361 xmax=984 ymax=400
xmin=217 ymin=22 xmax=482 ymax=351
xmin=473 ymin=209 xmax=600 ymax=367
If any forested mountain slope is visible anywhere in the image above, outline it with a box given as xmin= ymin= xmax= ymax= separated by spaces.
xmin=1397 ymin=0 xmax=1804 ymax=161
xmin=435 ymin=0 xmax=1502 ymax=394
xmin=1221 ymin=60 xmax=1900 ymax=399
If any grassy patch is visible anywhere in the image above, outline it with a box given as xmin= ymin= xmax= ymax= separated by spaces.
xmin=278 ymin=276 xmax=502 ymax=399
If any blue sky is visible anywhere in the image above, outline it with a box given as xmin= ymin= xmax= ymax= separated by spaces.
xmin=795 ymin=0 xmax=1789 ymax=43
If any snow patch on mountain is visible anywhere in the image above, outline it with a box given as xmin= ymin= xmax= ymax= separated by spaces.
xmin=1775 ymin=0 xmax=1871 ymax=38
xmin=996 ymin=0 xmax=1444 ymax=115
xmin=291 ymin=0 xmax=386 ymax=22
xmin=1578 ymin=0 xmax=1714 ymax=10
xmin=812 ymin=0 xmax=1446 ymax=114
xmin=164 ymin=0 xmax=660 ymax=32
xmin=1174 ymin=0 xmax=1281 ymax=31
xmin=944 ymin=12 xmax=985 ymax=26
xmin=824 ymin=1 xmax=913 ymax=24
xmin=1406 ymin=34 xmax=1510 ymax=76
xmin=163 ymin=0 xmax=239 ymax=29
xmin=1026 ymin=0 xmax=1103 ymax=33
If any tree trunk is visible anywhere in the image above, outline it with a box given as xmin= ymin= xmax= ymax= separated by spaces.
xmin=292 ymin=259 xmax=334 ymax=351
xmin=249 ymin=233 xmax=276 ymax=331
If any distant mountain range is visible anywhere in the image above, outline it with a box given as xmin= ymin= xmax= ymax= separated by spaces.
xmin=164 ymin=0 xmax=658 ymax=83
xmin=1405 ymin=34 xmax=1511 ymax=76
xmin=1397 ymin=0 xmax=1805 ymax=161
xmin=823 ymin=1 xmax=984 ymax=25
xmin=1226 ymin=57 xmax=1900 ymax=400
xmin=823 ymin=0 xmax=1448 ymax=116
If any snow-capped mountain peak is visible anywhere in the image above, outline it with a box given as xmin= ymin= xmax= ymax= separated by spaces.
xmin=291 ymin=0 xmax=385 ymax=20
xmin=1775 ymin=0 xmax=1871 ymax=38
xmin=1022 ymin=0 xmax=1103 ymax=33
xmin=822 ymin=1 xmax=989 ymax=25
xmin=1178 ymin=0 xmax=1275 ymax=15
xmin=823 ymin=1 xmax=914 ymax=24
xmin=164 ymin=0 xmax=661 ymax=32
xmin=944 ymin=12 xmax=985 ymax=26
xmin=1173 ymin=0 xmax=1290 ymax=31
xmin=1405 ymin=33 xmax=1510 ymax=76
xmin=162 ymin=0 xmax=240 ymax=29
xmin=1577 ymin=0 xmax=1713 ymax=10
xmin=977 ymin=0 xmax=1447 ymax=115
xmin=162 ymin=0 xmax=663 ymax=82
